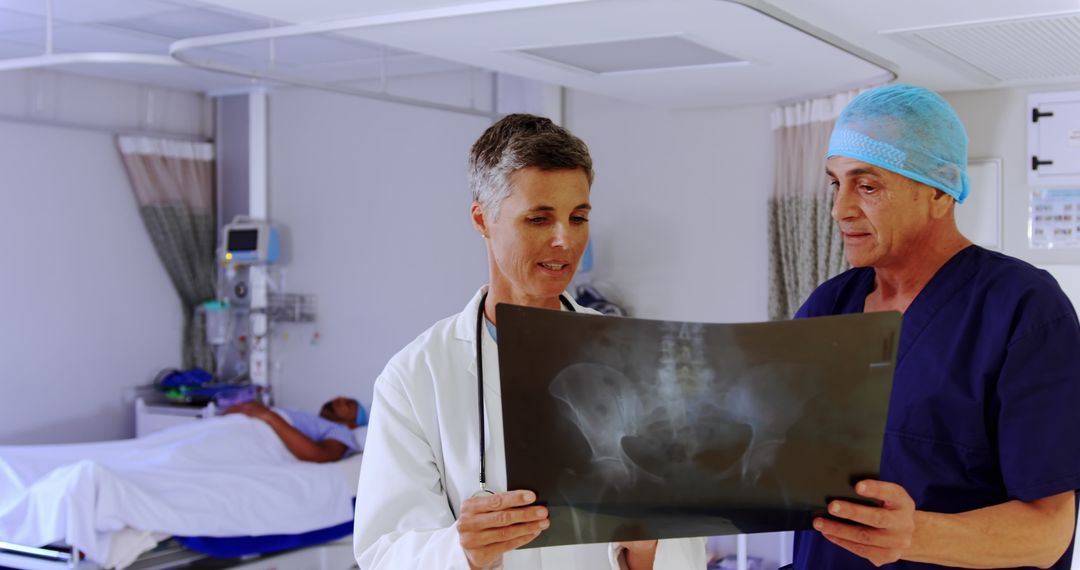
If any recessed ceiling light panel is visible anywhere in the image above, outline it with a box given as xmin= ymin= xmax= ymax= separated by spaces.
xmin=512 ymin=35 xmax=746 ymax=74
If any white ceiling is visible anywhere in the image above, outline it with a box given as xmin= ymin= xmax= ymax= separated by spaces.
xmin=1 ymin=0 xmax=1079 ymax=105
xmin=0 ymin=0 xmax=256 ymax=90
xmin=0 ymin=0 xmax=465 ymax=92
xmin=166 ymin=0 xmax=894 ymax=107
xmin=761 ymin=0 xmax=1080 ymax=92
xmin=194 ymin=0 xmax=1080 ymax=92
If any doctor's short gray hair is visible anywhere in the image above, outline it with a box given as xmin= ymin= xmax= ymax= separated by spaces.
xmin=468 ymin=114 xmax=594 ymax=220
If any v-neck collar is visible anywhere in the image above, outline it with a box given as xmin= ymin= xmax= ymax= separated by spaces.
xmin=854 ymin=245 xmax=981 ymax=366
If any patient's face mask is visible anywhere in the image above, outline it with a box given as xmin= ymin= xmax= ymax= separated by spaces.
xmin=482 ymin=166 xmax=590 ymax=304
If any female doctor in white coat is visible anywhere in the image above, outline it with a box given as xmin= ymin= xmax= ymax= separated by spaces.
xmin=353 ymin=114 xmax=706 ymax=569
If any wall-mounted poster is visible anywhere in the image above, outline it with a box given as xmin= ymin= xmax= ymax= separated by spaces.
xmin=1030 ymin=189 xmax=1080 ymax=249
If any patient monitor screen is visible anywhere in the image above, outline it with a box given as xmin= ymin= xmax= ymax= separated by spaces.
xmin=497 ymin=306 xmax=899 ymax=549
xmin=227 ymin=229 xmax=258 ymax=252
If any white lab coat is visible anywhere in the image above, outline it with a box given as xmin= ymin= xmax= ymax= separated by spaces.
xmin=354 ymin=286 xmax=707 ymax=569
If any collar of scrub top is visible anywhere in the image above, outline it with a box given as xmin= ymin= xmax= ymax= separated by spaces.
xmin=474 ymin=291 xmax=575 ymax=497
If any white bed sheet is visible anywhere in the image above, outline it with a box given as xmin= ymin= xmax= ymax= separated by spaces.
xmin=0 ymin=415 xmax=362 ymax=568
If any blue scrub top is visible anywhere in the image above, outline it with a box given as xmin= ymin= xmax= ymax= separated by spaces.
xmin=793 ymin=246 xmax=1080 ymax=570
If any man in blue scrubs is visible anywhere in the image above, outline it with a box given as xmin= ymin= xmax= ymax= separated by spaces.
xmin=793 ymin=84 xmax=1080 ymax=569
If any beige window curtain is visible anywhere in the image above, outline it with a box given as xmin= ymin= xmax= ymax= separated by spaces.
xmin=117 ymin=136 xmax=216 ymax=370
xmin=768 ymin=90 xmax=867 ymax=320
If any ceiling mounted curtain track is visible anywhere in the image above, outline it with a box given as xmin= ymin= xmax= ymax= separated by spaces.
xmin=168 ymin=0 xmax=896 ymax=116
xmin=0 ymin=0 xmax=209 ymax=140
xmin=168 ymin=0 xmax=593 ymax=119
xmin=0 ymin=112 xmax=211 ymax=141
xmin=0 ymin=0 xmax=185 ymax=73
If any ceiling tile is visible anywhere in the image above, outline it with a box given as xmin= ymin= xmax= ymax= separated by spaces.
xmin=172 ymin=0 xmax=526 ymax=25
xmin=0 ymin=8 xmax=43 ymax=33
xmin=271 ymin=35 xmax=389 ymax=66
xmin=191 ymin=44 xmax=285 ymax=69
xmin=56 ymin=60 xmax=261 ymax=91
xmin=0 ymin=0 xmax=179 ymax=24
xmin=0 ymin=36 xmax=38 ymax=57
xmin=2 ymin=23 xmax=173 ymax=53
xmin=178 ymin=32 xmax=410 ymax=70
xmin=288 ymin=53 xmax=468 ymax=82
xmin=157 ymin=0 xmax=218 ymax=7
xmin=105 ymin=6 xmax=273 ymax=39
xmin=0 ymin=23 xmax=58 ymax=48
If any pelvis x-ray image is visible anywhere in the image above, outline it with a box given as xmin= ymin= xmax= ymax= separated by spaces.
xmin=496 ymin=305 xmax=900 ymax=549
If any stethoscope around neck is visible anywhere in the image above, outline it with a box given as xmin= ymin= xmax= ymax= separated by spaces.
xmin=472 ymin=291 xmax=575 ymax=498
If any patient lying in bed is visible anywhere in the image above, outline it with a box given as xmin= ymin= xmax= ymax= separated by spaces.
xmin=225 ymin=397 xmax=362 ymax=463
xmin=0 ymin=396 xmax=366 ymax=569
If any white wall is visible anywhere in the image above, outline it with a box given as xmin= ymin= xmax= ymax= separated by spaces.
xmin=0 ymin=70 xmax=209 ymax=444
xmin=563 ymin=90 xmax=774 ymax=324
xmin=266 ymin=85 xmax=494 ymax=415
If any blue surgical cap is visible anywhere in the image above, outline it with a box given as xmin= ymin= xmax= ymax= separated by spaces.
xmin=827 ymin=84 xmax=970 ymax=203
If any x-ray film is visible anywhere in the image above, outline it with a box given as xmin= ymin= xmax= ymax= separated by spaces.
xmin=496 ymin=305 xmax=899 ymax=548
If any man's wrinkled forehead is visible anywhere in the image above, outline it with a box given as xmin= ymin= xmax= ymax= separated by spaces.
xmin=826 ymin=157 xmax=890 ymax=180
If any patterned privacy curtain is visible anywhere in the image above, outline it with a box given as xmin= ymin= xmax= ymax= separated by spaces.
xmin=117 ymin=136 xmax=216 ymax=370
xmin=768 ymin=90 xmax=867 ymax=320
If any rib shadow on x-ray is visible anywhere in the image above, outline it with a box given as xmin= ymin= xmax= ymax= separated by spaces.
xmin=496 ymin=305 xmax=899 ymax=549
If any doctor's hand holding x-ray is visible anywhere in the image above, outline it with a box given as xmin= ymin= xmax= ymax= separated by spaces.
xmin=457 ymin=491 xmax=661 ymax=569
xmin=352 ymin=115 xmax=705 ymax=570
xmin=457 ymin=490 xmax=549 ymax=568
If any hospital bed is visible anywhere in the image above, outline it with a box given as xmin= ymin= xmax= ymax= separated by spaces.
xmin=0 ymin=415 xmax=363 ymax=570
xmin=0 ymin=535 xmax=355 ymax=570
